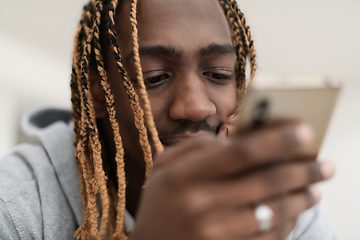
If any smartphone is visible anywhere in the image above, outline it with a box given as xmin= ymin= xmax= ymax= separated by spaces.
xmin=237 ymin=75 xmax=341 ymax=159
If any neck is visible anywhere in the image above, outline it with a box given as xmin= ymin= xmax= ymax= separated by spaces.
xmin=124 ymin=152 xmax=145 ymax=217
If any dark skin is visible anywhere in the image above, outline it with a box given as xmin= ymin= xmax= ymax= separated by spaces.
xmin=90 ymin=0 xmax=335 ymax=239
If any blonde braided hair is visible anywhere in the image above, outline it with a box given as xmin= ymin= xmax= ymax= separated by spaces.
xmin=70 ymin=0 xmax=256 ymax=239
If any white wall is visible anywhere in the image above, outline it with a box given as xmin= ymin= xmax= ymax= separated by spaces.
xmin=0 ymin=0 xmax=359 ymax=238
xmin=0 ymin=0 xmax=88 ymax=155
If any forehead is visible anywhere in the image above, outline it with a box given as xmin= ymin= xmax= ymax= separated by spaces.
xmin=117 ymin=0 xmax=232 ymax=52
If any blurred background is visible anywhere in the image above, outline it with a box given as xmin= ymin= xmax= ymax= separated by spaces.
xmin=0 ymin=0 xmax=359 ymax=238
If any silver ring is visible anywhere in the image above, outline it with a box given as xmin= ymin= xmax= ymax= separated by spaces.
xmin=254 ymin=203 xmax=273 ymax=232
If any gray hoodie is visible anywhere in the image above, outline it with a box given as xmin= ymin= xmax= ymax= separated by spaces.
xmin=0 ymin=108 xmax=337 ymax=239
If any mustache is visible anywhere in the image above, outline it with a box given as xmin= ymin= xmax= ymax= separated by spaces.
xmin=157 ymin=120 xmax=218 ymax=137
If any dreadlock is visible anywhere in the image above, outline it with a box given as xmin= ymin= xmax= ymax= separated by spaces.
xmin=70 ymin=0 xmax=256 ymax=239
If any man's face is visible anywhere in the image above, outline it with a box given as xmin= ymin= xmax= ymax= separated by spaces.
xmin=103 ymin=0 xmax=237 ymax=165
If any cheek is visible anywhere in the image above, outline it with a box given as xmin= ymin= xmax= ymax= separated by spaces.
xmin=146 ymin=92 xmax=169 ymax=127
xmin=213 ymin=82 xmax=237 ymax=119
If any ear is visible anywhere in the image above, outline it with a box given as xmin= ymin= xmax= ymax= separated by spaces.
xmin=89 ymin=67 xmax=108 ymax=118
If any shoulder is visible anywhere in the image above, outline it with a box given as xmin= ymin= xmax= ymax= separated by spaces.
xmin=0 ymin=145 xmax=45 ymax=239
xmin=0 ymin=144 xmax=53 ymax=239
xmin=0 ymin=144 xmax=80 ymax=239
xmin=290 ymin=203 xmax=338 ymax=240
xmin=0 ymin=110 xmax=82 ymax=239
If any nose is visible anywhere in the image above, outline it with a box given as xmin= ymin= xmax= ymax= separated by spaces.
xmin=168 ymin=76 xmax=216 ymax=122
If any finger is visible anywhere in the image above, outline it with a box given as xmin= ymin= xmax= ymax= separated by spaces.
xmin=200 ymin=188 xmax=318 ymax=240
xmin=227 ymin=113 xmax=238 ymax=126
xmin=248 ymin=216 xmax=298 ymax=240
xmin=266 ymin=186 xmax=321 ymax=228
xmin=196 ymin=161 xmax=333 ymax=208
xmin=154 ymin=133 xmax=218 ymax=168
xmin=229 ymin=121 xmax=314 ymax=163
xmin=217 ymin=112 xmax=239 ymax=139
xmin=227 ymin=125 xmax=237 ymax=137
xmin=180 ymin=121 xmax=314 ymax=180
xmin=217 ymin=124 xmax=229 ymax=140
xmin=218 ymin=124 xmax=238 ymax=139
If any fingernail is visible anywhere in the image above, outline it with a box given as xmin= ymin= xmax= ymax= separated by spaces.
xmin=295 ymin=123 xmax=314 ymax=147
xmin=310 ymin=185 xmax=322 ymax=203
xmin=320 ymin=162 xmax=335 ymax=179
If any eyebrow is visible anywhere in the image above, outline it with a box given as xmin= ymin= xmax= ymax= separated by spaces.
xmin=124 ymin=43 xmax=236 ymax=63
xmin=125 ymin=45 xmax=184 ymax=63
xmin=200 ymin=43 xmax=236 ymax=58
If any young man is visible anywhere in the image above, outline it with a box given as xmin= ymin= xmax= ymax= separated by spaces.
xmin=0 ymin=0 xmax=336 ymax=239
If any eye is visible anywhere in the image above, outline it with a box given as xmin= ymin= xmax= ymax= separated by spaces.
xmin=204 ymin=72 xmax=231 ymax=79
xmin=144 ymin=73 xmax=170 ymax=88
xmin=203 ymin=71 xmax=233 ymax=84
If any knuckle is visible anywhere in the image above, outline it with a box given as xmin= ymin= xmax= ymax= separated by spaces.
xmin=271 ymin=196 xmax=289 ymax=221
xmin=196 ymin=224 xmax=219 ymax=240
xmin=304 ymin=187 xmax=317 ymax=208
xmin=229 ymin=138 xmax=256 ymax=164
xmin=239 ymin=137 xmax=257 ymax=159
xmin=306 ymin=162 xmax=323 ymax=183
xmin=180 ymin=192 xmax=220 ymax=240
xmin=281 ymin=125 xmax=300 ymax=150
xmin=181 ymin=189 xmax=212 ymax=218
xmin=263 ymin=164 xmax=286 ymax=191
xmin=155 ymin=166 xmax=183 ymax=192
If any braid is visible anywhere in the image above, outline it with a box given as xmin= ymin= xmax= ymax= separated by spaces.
xmin=218 ymin=0 xmax=257 ymax=105
xmin=74 ymin=3 xmax=98 ymax=239
xmin=71 ymin=1 xmax=256 ymax=239
xmin=87 ymin=2 xmax=112 ymax=239
xmin=94 ymin=0 xmax=128 ymax=238
xmin=72 ymin=0 xmax=153 ymax=238
xmin=128 ymin=0 xmax=164 ymax=157
xmin=218 ymin=0 xmax=247 ymax=77
xmin=228 ymin=0 xmax=257 ymax=78
xmin=108 ymin=0 xmax=159 ymax=182
xmin=79 ymin=7 xmax=102 ymax=240
xmin=71 ymin=5 xmax=88 ymax=150
xmin=73 ymin=1 xmax=110 ymax=239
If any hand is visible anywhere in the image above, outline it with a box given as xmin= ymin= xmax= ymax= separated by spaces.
xmin=130 ymin=121 xmax=334 ymax=240
xmin=217 ymin=113 xmax=239 ymax=139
